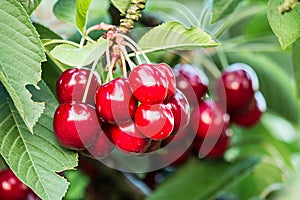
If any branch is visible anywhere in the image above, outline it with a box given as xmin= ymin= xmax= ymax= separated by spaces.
xmin=278 ymin=0 xmax=300 ymax=15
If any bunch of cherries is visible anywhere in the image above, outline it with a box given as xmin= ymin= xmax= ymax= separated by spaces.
xmin=53 ymin=63 xmax=190 ymax=157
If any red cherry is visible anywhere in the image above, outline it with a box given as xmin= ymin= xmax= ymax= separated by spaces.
xmin=135 ymin=103 xmax=174 ymax=140
xmin=26 ymin=189 xmax=40 ymax=200
xmin=155 ymin=63 xmax=176 ymax=100
xmin=129 ymin=64 xmax=168 ymax=104
xmin=110 ymin=122 xmax=150 ymax=153
xmin=95 ymin=78 xmax=137 ymax=125
xmin=193 ymin=129 xmax=231 ymax=158
xmin=165 ymin=89 xmax=190 ymax=134
xmin=216 ymin=63 xmax=259 ymax=113
xmin=190 ymin=100 xmax=229 ymax=139
xmin=230 ymin=91 xmax=266 ymax=127
xmin=53 ymin=102 xmax=101 ymax=150
xmin=56 ymin=68 xmax=100 ymax=105
xmin=174 ymin=64 xmax=208 ymax=107
xmin=0 ymin=169 xmax=29 ymax=199
xmin=84 ymin=128 xmax=114 ymax=159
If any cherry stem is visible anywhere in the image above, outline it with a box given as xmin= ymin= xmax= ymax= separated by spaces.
xmin=82 ymin=56 xmax=101 ymax=103
xmin=125 ymin=42 xmax=142 ymax=65
xmin=120 ymin=52 xmax=128 ymax=78
xmin=119 ymin=45 xmax=136 ymax=70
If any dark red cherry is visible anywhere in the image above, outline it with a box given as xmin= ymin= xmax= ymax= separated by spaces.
xmin=145 ymin=140 xmax=162 ymax=153
xmin=95 ymin=78 xmax=137 ymax=125
xmin=110 ymin=122 xmax=150 ymax=153
xmin=190 ymin=100 xmax=229 ymax=139
xmin=56 ymin=68 xmax=100 ymax=104
xmin=26 ymin=189 xmax=40 ymax=200
xmin=230 ymin=91 xmax=266 ymax=127
xmin=129 ymin=64 xmax=168 ymax=104
xmin=156 ymin=63 xmax=176 ymax=100
xmin=216 ymin=63 xmax=259 ymax=113
xmin=135 ymin=103 xmax=174 ymax=140
xmin=84 ymin=128 xmax=114 ymax=159
xmin=193 ymin=129 xmax=231 ymax=158
xmin=0 ymin=169 xmax=29 ymax=199
xmin=53 ymin=102 xmax=101 ymax=150
xmin=165 ymin=89 xmax=190 ymax=134
xmin=174 ymin=64 xmax=208 ymax=107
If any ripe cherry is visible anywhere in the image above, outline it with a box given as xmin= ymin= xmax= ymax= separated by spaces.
xmin=155 ymin=63 xmax=176 ymax=100
xmin=165 ymin=89 xmax=190 ymax=134
xmin=129 ymin=64 xmax=168 ymax=104
xmin=190 ymin=100 xmax=229 ymax=139
xmin=230 ymin=91 xmax=266 ymax=127
xmin=110 ymin=122 xmax=150 ymax=153
xmin=56 ymin=68 xmax=100 ymax=105
xmin=174 ymin=64 xmax=208 ymax=107
xmin=216 ymin=63 xmax=259 ymax=113
xmin=193 ymin=129 xmax=231 ymax=158
xmin=84 ymin=128 xmax=114 ymax=159
xmin=95 ymin=78 xmax=138 ymax=125
xmin=53 ymin=102 xmax=101 ymax=150
xmin=0 ymin=169 xmax=29 ymax=199
xmin=135 ymin=103 xmax=174 ymax=140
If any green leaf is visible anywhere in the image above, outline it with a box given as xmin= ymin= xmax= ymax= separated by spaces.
xmin=0 ymin=81 xmax=77 ymax=200
xmin=53 ymin=0 xmax=76 ymax=26
xmin=211 ymin=0 xmax=243 ymax=23
xmin=65 ymin=170 xmax=90 ymax=199
xmin=138 ymin=22 xmax=219 ymax=53
xmin=76 ymin=0 xmax=92 ymax=33
xmin=50 ymin=38 xmax=107 ymax=67
xmin=267 ymin=0 xmax=300 ymax=49
xmin=111 ymin=0 xmax=131 ymax=14
xmin=226 ymin=53 xmax=299 ymax=123
xmin=33 ymin=23 xmax=62 ymax=40
xmin=147 ymin=158 xmax=259 ymax=200
xmin=0 ymin=0 xmax=46 ymax=132
xmin=18 ymin=0 xmax=42 ymax=15
xmin=292 ymin=39 xmax=300 ymax=96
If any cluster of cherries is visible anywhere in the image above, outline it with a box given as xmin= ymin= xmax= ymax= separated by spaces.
xmin=0 ymin=169 xmax=39 ymax=199
xmin=53 ymin=63 xmax=190 ymax=157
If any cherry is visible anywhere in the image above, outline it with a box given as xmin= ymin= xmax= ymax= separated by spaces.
xmin=145 ymin=140 xmax=162 ymax=153
xmin=165 ymin=89 xmax=190 ymax=134
xmin=26 ymin=189 xmax=40 ymax=200
xmin=230 ymin=91 xmax=266 ymax=127
xmin=215 ymin=63 xmax=259 ymax=113
xmin=135 ymin=103 xmax=174 ymax=140
xmin=190 ymin=100 xmax=229 ymax=139
xmin=0 ymin=169 xmax=29 ymax=199
xmin=129 ymin=64 xmax=168 ymax=104
xmin=95 ymin=78 xmax=138 ymax=125
xmin=174 ymin=64 xmax=208 ymax=107
xmin=84 ymin=128 xmax=114 ymax=159
xmin=56 ymin=68 xmax=100 ymax=105
xmin=155 ymin=63 xmax=176 ymax=100
xmin=193 ymin=129 xmax=231 ymax=158
xmin=53 ymin=102 xmax=101 ymax=150
xmin=110 ymin=122 xmax=150 ymax=153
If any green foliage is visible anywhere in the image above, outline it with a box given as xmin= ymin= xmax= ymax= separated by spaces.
xmin=147 ymin=158 xmax=260 ymax=200
xmin=76 ymin=0 xmax=92 ymax=33
xmin=292 ymin=39 xmax=300 ymax=96
xmin=18 ymin=0 xmax=42 ymax=15
xmin=211 ymin=0 xmax=243 ymax=23
xmin=110 ymin=0 xmax=131 ymax=14
xmin=53 ymin=0 xmax=76 ymax=26
xmin=65 ymin=170 xmax=90 ymax=199
xmin=0 ymin=0 xmax=45 ymax=132
xmin=138 ymin=22 xmax=219 ymax=52
xmin=267 ymin=0 xmax=300 ymax=49
xmin=0 ymin=82 xmax=77 ymax=200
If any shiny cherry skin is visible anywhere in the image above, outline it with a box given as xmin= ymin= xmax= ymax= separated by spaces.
xmin=56 ymin=68 xmax=100 ymax=105
xmin=230 ymin=91 xmax=266 ymax=127
xmin=0 ymin=169 xmax=29 ymax=199
xmin=26 ymin=189 xmax=40 ymax=200
xmin=84 ymin=127 xmax=114 ymax=159
xmin=95 ymin=78 xmax=137 ymax=125
xmin=129 ymin=64 xmax=168 ymax=104
xmin=110 ymin=122 xmax=150 ymax=153
xmin=53 ymin=102 xmax=101 ymax=150
xmin=174 ymin=64 xmax=208 ymax=107
xmin=135 ymin=103 xmax=174 ymax=140
xmin=216 ymin=63 xmax=259 ymax=113
xmin=190 ymin=100 xmax=229 ymax=139
xmin=165 ymin=89 xmax=190 ymax=135
xmin=193 ymin=129 xmax=231 ymax=158
xmin=155 ymin=63 xmax=176 ymax=100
